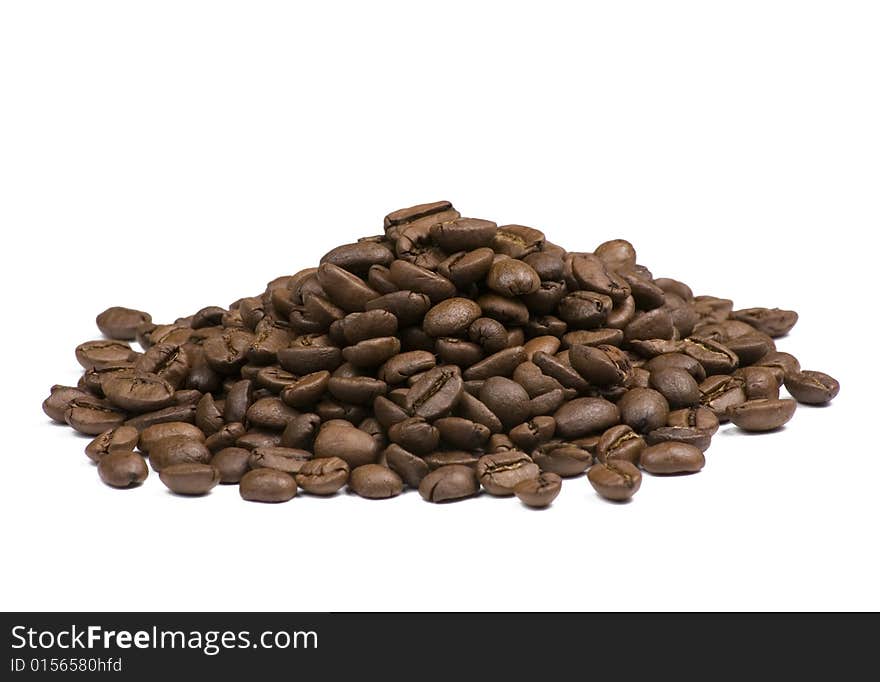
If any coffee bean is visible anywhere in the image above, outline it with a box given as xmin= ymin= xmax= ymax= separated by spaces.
xmin=509 ymin=416 xmax=557 ymax=451
xmin=784 ymin=371 xmax=840 ymax=405
xmin=554 ymin=397 xmax=620 ymax=439
xmin=419 ymin=465 xmax=480 ymax=503
xmin=139 ymin=422 xmax=205 ymax=453
xmin=430 ymin=218 xmax=497 ymax=252
xmin=211 ymin=447 xmax=252 ymax=483
xmin=731 ymin=307 xmax=798 ymax=338
xmin=734 ymin=366 xmax=781 ymax=400
xmin=85 ymin=425 xmax=140 ymax=462
xmin=240 ymin=468 xmax=297 ymax=503
xmin=699 ymin=375 xmax=747 ymax=420
xmin=43 ymin=385 xmax=92 ymax=422
xmin=476 ymin=451 xmax=540 ymax=496
xmin=514 ymin=472 xmax=562 ymax=508
xmin=103 ymin=373 xmax=175 ymax=413
xmin=96 ymin=307 xmax=152 ymax=340
xmin=639 ymin=442 xmax=705 ymax=474
xmin=159 ymin=463 xmax=221 ymax=495
xmin=295 ymin=456 xmax=350 ymax=495
xmin=249 ymin=446 xmax=312 ymax=474
xmin=313 ymin=422 xmax=379 ymax=468
xmin=464 ymin=346 xmax=527 ymax=381
xmin=388 ymin=417 xmax=440 ymax=455
xmin=349 ymin=464 xmax=404 ymax=499
xmin=423 ymin=451 xmax=480 ymax=470
xmin=76 ymin=340 xmax=140 ymax=370
xmin=405 ymin=366 xmax=464 ymax=420
xmin=571 ymin=253 xmax=630 ymax=303
xmin=532 ymin=439 xmax=598 ymax=478
xmin=98 ymin=451 xmax=149 ymax=488
xmin=148 ymin=436 xmax=212 ymax=472
xmin=65 ymin=397 xmax=127 ymax=435
xmin=486 ymin=258 xmax=542 ymax=297
xmin=587 ymin=460 xmax=642 ymax=501
xmin=423 ymin=298 xmax=482 ymax=337
xmin=728 ymin=398 xmax=797 ymax=432
xmin=205 ymin=422 xmax=246 ymax=452
xmin=570 ymin=344 xmax=631 ymax=386
xmin=648 ymin=367 xmax=701 ymax=409
xmin=124 ymin=403 xmax=197 ymax=431
xmin=596 ymin=425 xmax=646 ymax=464
xmin=645 ymin=427 xmax=712 ymax=452
xmin=666 ymin=406 xmax=719 ymax=435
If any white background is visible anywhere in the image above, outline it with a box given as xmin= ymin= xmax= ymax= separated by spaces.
xmin=1 ymin=1 xmax=878 ymax=612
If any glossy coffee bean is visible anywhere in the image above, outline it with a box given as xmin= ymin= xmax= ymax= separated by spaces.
xmin=646 ymin=426 xmax=712 ymax=452
xmin=295 ymin=457 xmax=350 ymax=495
xmin=249 ymin=447 xmax=312 ymax=474
xmin=405 ymin=366 xmax=464 ymax=420
xmin=159 ymin=463 xmax=221 ymax=495
xmin=419 ymin=465 xmax=480 ymax=503
xmin=595 ymin=425 xmax=646 ymax=464
xmin=349 ymin=464 xmax=404 ymax=499
xmin=384 ymin=444 xmax=430 ymax=487
xmin=639 ymin=442 xmax=705 ymax=474
xmin=554 ymin=398 xmax=620 ymax=439
xmin=514 ymin=472 xmax=562 ymax=508
xmin=211 ymin=447 xmax=252 ymax=483
xmin=666 ymin=406 xmax=719 ymax=435
xmin=76 ymin=340 xmax=140 ymax=370
xmin=728 ymin=398 xmax=797 ymax=432
xmin=239 ymin=468 xmax=297 ymax=503
xmin=98 ymin=451 xmax=149 ymax=488
xmin=85 ymin=425 xmax=140 ymax=462
xmin=148 ymin=437 xmax=212 ymax=472
xmin=649 ymin=367 xmax=701 ymax=409
xmin=139 ymin=422 xmax=205 ymax=453
xmin=531 ymin=440 xmax=593 ymax=477
xmin=313 ymin=423 xmax=379 ymax=468
xmin=476 ymin=451 xmax=540 ymax=496
xmin=65 ymin=398 xmax=126 ymax=435
xmin=587 ymin=460 xmax=642 ymax=501
xmin=784 ymin=371 xmax=840 ymax=405
xmin=96 ymin=306 xmax=152 ymax=340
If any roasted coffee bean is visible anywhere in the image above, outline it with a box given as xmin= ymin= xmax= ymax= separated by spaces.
xmin=321 ymin=241 xmax=395 ymax=278
xmin=477 ymin=377 xmax=531 ymax=430
xmin=342 ymin=336 xmax=401 ymax=367
xmin=464 ymin=346 xmax=526 ymax=381
xmin=379 ymin=351 xmax=436 ymax=385
xmin=570 ymin=344 xmax=631 ymax=386
xmin=240 ymin=468 xmax=297 ymax=503
xmin=384 ymin=444 xmax=430 ymax=488
xmin=405 ymin=366 xmax=464 ymax=420
xmin=667 ymin=406 xmax=720 ymax=435
xmin=135 ymin=343 xmax=190 ymax=389
xmin=76 ymin=340 xmax=140 ymax=370
xmin=654 ymin=277 xmax=694 ymax=302
xmin=423 ymin=451 xmax=480 ymax=470
xmin=388 ymin=417 xmax=440 ymax=455
xmin=124 ymin=403 xmax=197 ymax=431
xmin=734 ymin=366 xmax=781 ymax=400
xmin=784 ymin=371 xmax=840 ymax=405
xmin=554 ymin=397 xmax=620 ymax=439
xmin=159 ymin=463 xmax=221 ymax=495
xmin=249 ymin=446 xmax=312 ymax=474
xmin=313 ymin=423 xmax=379 ymax=468
xmin=509 ymin=416 xmax=557 ymax=451
xmin=683 ymin=337 xmax=739 ymax=375
xmin=85 ymin=425 xmax=140 ymax=462
xmin=699 ymin=375 xmax=747 ymax=420
xmin=103 ymin=373 xmax=175 ymax=413
xmin=531 ymin=440 xmax=593 ymax=477
xmin=558 ymin=291 xmax=613 ymax=329
xmin=571 ymin=253 xmax=630 ymax=303
xmin=513 ymin=361 xmax=564 ymax=398
xmin=419 ymin=465 xmax=480 ymax=503
xmin=295 ymin=456 xmax=350 ymax=495
xmin=514 ymin=472 xmax=562 ymax=508
xmin=532 ymin=351 xmax=590 ymax=393
xmin=755 ymin=351 xmax=801 ymax=381
xmin=148 ymin=436 xmax=212 ymax=472
xmin=476 ymin=293 xmax=530 ymax=326
xmin=596 ymin=425 xmax=646 ymax=464
xmin=434 ymin=417 xmax=491 ymax=450
xmin=486 ymin=258 xmax=541 ymax=296
xmin=139 ymin=421 xmax=205 ymax=453
xmin=43 ymin=385 xmax=93 ymax=422
xmin=430 ymin=218 xmax=497 ymax=252
xmin=195 ymin=394 xmax=224 ymax=435
xmin=476 ymin=451 xmax=540 ymax=496
xmin=349 ymin=464 xmax=404 ymax=499
xmin=639 ymin=442 xmax=705 ymax=474
xmin=436 ymin=338 xmax=484 ymax=367
xmin=731 ymin=307 xmax=798 ymax=338
xmin=645 ymin=427 xmax=712 ymax=452
xmin=594 ymin=239 xmax=637 ymax=272
xmin=728 ymin=398 xmax=797 ymax=432
xmin=645 ymin=353 xmax=706 ymax=382
xmin=648 ymin=367 xmax=701 ymax=409
xmin=96 ymin=306 xmax=152 ymax=340
xmin=423 ymin=298 xmax=482 ymax=337
xmin=328 ymin=376 xmax=388 ymax=405
xmin=211 ymin=447 xmax=252 ymax=483
xmin=65 ymin=398 xmax=126 ymax=435
xmin=205 ymin=422 xmax=246 ymax=452
xmin=587 ymin=460 xmax=642 ymax=501
xmin=98 ymin=451 xmax=149 ymax=488
xmin=469 ymin=317 xmax=510 ymax=354
xmin=617 ymin=388 xmax=669 ymax=434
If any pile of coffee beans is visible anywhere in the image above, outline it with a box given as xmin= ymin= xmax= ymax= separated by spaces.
xmin=43 ymin=201 xmax=840 ymax=507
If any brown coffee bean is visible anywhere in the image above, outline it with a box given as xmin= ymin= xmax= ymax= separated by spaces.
xmin=159 ymin=463 xmax=221 ymax=495
xmin=96 ymin=307 xmax=152 ymax=340
xmin=211 ymin=447 xmax=252 ymax=483
xmin=295 ymin=457 xmax=350 ymax=495
xmin=98 ymin=451 xmax=149 ymax=488
xmin=596 ymin=425 xmax=646 ymax=464
xmin=148 ymin=436 xmax=212 ymax=472
xmin=349 ymin=464 xmax=404 ymax=499
xmin=85 ymin=425 xmax=140 ymax=462
xmin=645 ymin=427 xmax=712 ymax=452
xmin=784 ymin=371 xmax=840 ymax=405
xmin=639 ymin=442 xmax=705 ymax=474
xmin=587 ymin=460 xmax=642 ymax=501
xmin=418 ymin=465 xmax=480 ymax=503
xmin=728 ymin=398 xmax=797 ymax=432
xmin=139 ymin=422 xmax=205 ymax=453
xmin=486 ymin=259 xmax=541 ymax=296
xmin=514 ymin=472 xmax=562 ymax=508
xmin=240 ymin=468 xmax=297 ymax=503
xmin=554 ymin=397 xmax=620 ymax=439
xmin=476 ymin=451 xmax=540 ymax=496
xmin=405 ymin=366 xmax=464 ymax=420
